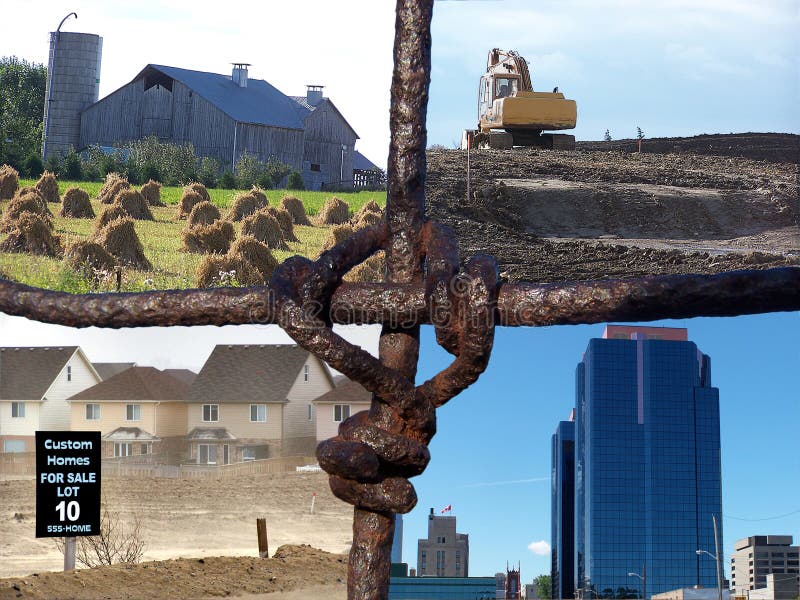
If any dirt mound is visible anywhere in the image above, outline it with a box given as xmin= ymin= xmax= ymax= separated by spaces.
xmin=317 ymin=197 xmax=350 ymax=225
xmin=241 ymin=210 xmax=288 ymax=250
xmin=140 ymin=180 xmax=165 ymax=206
xmin=0 ymin=545 xmax=347 ymax=600
xmin=97 ymin=173 xmax=130 ymax=204
xmin=0 ymin=213 xmax=62 ymax=257
xmin=187 ymin=201 xmax=221 ymax=228
xmin=182 ymin=220 xmax=235 ymax=254
xmin=264 ymin=206 xmax=298 ymax=243
xmin=280 ymin=195 xmax=312 ymax=226
xmin=0 ymin=164 xmax=19 ymax=200
xmin=60 ymin=187 xmax=95 ymax=218
xmin=35 ymin=171 xmax=60 ymax=203
xmin=93 ymin=217 xmax=152 ymax=271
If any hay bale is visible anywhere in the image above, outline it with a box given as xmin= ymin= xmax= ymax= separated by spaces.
xmin=95 ymin=205 xmax=129 ymax=231
xmin=187 ymin=201 xmax=221 ymax=228
xmin=177 ymin=190 xmax=204 ymax=219
xmin=317 ymin=196 xmax=350 ymax=225
xmin=93 ymin=217 xmax=152 ymax=270
xmin=1 ymin=188 xmax=52 ymax=232
xmin=353 ymin=210 xmax=383 ymax=230
xmin=140 ymin=180 xmax=165 ymax=207
xmin=60 ymin=187 xmax=95 ymax=218
xmin=319 ymin=224 xmax=355 ymax=255
xmin=195 ymin=254 xmax=263 ymax=287
xmin=226 ymin=191 xmax=267 ymax=222
xmin=184 ymin=182 xmax=211 ymax=203
xmin=181 ymin=220 xmax=235 ymax=254
xmin=35 ymin=171 xmax=60 ymax=203
xmin=345 ymin=252 xmax=385 ymax=283
xmin=0 ymin=212 xmax=62 ymax=257
xmin=264 ymin=206 xmax=298 ymax=243
xmin=0 ymin=164 xmax=19 ymax=200
xmin=114 ymin=189 xmax=154 ymax=220
xmin=229 ymin=236 xmax=278 ymax=281
xmin=353 ymin=199 xmax=382 ymax=221
xmin=241 ymin=211 xmax=288 ymax=250
xmin=250 ymin=186 xmax=268 ymax=207
xmin=97 ymin=173 xmax=131 ymax=204
xmin=279 ymin=195 xmax=311 ymax=226
xmin=64 ymin=240 xmax=117 ymax=275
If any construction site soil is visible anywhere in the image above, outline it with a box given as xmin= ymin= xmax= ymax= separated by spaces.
xmin=426 ymin=133 xmax=798 ymax=283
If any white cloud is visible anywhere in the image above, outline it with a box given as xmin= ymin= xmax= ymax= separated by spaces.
xmin=528 ymin=540 xmax=551 ymax=556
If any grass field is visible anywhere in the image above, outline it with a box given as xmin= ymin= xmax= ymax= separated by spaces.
xmin=1 ymin=180 xmax=385 ymax=292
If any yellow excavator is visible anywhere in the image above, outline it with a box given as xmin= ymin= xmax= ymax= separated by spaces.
xmin=462 ymin=49 xmax=577 ymax=150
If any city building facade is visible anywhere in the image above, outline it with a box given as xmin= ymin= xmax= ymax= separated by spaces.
xmin=561 ymin=325 xmax=723 ymax=598
xmin=552 ymin=414 xmax=575 ymax=600
xmin=730 ymin=536 xmax=799 ymax=596
xmin=417 ymin=508 xmax=470 ymax=577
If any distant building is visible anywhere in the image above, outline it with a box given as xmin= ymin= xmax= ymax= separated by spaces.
xmin=392 ymin=514 xmax=404 ymax=564
xmin=524 ymin=582 xmax=539 ymax=599
xmin=730 ymin=536 xmax=799 ymax=595
xmin=551 ymin=412 xmax=575 ymax=600
xmin=417 ymin=508 xmax=469 ymax=577
xmin=496 ymin=573 xmax=507 ymax=599
xmin=556 ymin=325 xmax=723 ymax=597
xmin=651 ymin=588 xmax=731 ymax=600
xmin=389 ymin=576 xmax=496 ymax=600
xmin=747 ymin=573 xmax=800 ymax=600
xmin=505 ymin=563 xmax=521 ymax=599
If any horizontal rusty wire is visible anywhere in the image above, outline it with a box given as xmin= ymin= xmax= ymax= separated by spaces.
xmin=1 ymin=267 xmax=798 ymax=329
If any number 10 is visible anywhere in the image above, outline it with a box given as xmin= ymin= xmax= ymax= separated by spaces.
xmin=55 ymin=500 xmax=80 ymax=522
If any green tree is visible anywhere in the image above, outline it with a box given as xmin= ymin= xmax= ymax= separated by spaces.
xmin=534 ymin=574 xmax=552 ymax=599
xmin=604 ymin=129 xmax=612 ymax=142
xmin=636 ymin=126 xmax=645 ymax=140
xmin=0 ymin=56 xmax=46 ymax=169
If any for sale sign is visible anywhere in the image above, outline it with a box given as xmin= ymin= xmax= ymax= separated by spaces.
xmin=35 ymin=431 xmax=101 ymax=537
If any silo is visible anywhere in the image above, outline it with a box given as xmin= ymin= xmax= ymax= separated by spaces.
xmin=42 ymin=31 xmax=102 ymax=161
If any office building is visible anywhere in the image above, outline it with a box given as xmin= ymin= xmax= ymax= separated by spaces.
xmin=730 ymin=536 xmax=799 ymax=595
xmin=389 ymin=576 xmax=496 ymax=600
xmin=557 ymin=325 xmax=723 ymax=597
xmin=392 ymin=514 xmax=404 ymax=564
xmin=552 ymin=414 xmax=576 ymax=600
xmin=417 ymin=508 xmax=469 ymax=577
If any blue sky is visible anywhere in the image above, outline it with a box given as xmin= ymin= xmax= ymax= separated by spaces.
xmin=1 ymin=0 xmax=798 ymax=584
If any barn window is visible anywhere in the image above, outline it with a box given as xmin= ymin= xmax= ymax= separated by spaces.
xmin=310 ymin=164 xmax=321 ymax=172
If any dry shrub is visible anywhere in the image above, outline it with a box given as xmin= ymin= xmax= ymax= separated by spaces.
xmin=0 ymin=213 xmax=63 ymax=257
xmin=226 ymin=191 xmax=267 ymax=222
xmin=181 ymin=220 xmax=235 ymax=254
xmin=317 ymin=196 xmax=350 ymax=225
xmin=140 ymin=180 xmax=164 ymax=207
xmin=1 ymin=189 xmax=52 ymax=232
xmin=279 ymin=195 xmax=311 ymax=226
xmin=35 ymin=171 xmax=60 ymax=203
xmin=353 ymin=210 xmax=383 ymax=230
xmin=93 ymin=217 xmax=152 ymax=270
xmin=114 ymin=189 xmax=154 ymax=220
xmin=60 ymin=187 xmax=95 ymax=218
xmin=264 ymin=206 xmax=298 ymax=243
xmin=95 ymin=205 xmax=129 ymax=231
xmin=64 ymin=240 xmax=117 ymax=275
xmin=345 ymin=251 xmax=385 ymax=283
xmin=195 ymin=254 xmax=262 ymax=287
xmin=187 ymin=201 xmax=221 ymax=228
xmin=54 ymin=504 xmax=145 ymax=567
xmin=177 ymin=190 xmax=204 ymax=219
xmin=97 ymin=173 xmax=131 ymax=204
xmin=184 ymin=182 xmax=210 ymax=203
xmin=242 ymin=211 xmax=287 ymax=250
xmin=319 ymin=224 xmax=355 ymax=255
xmin=229 ymin=235 xmax=278 ymax=280
xmin=0 ymin=164 xmax=19 ymax=200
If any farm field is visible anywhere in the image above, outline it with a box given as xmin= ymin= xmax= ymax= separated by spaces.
xmin=1 ymin=180 xmax=384 ymax=291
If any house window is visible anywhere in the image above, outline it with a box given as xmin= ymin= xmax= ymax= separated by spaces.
xmin=126 ymin=404 xmax=141 ymax=421
xmin=114 ymin=443 xmax=132 ymax=457
xmin=250 ymin=404 xmax=266 ymax=422
xmin=198 ymin=444 xmax=218 ymax=465
xmin=85 ymin=404 xmax=101 ymax=420
xmin=67 ymin=365 xmax=72 ymax=381
xmin=242 ymin=447 xmax=256 ymax=461
xmin=420 ymin=551 xmax=426 ymax=572
xmin=223 ymin=444 xmax=230 ymax=465
xmin=139 ymin=443 xmax=152 ymax=455
xmin=334 ymin=404 xmax=350 ymax=422
xmin=304 ymin=364 xmax=310 ymax=382
xmin=310 ymin=163 xmax=321 ymax=172
xmin=202 ymin=404 xmax=219 ymax=422
xmin=456 ymin=550 xmax=461 ymax=573
xmin=308 ymin=404 xmax=313 ymax=421
xmin=11 ymin=402 xmax=25 ymax=418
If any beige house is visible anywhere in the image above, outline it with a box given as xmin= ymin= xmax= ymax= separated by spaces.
xmin=0 ymin=346 xmax=101 ymax=452
xmin=312 ymin=377 xmax=372 ymax=443
xmin=185 ymin=345 xmax=334 ymax=464
xmin=68 ymin=367 xmax=193 ymax=461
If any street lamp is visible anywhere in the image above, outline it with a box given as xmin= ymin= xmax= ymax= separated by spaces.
xmin=628 ymin=568 xmax=646 ymax=600
xmin=697 ymin=514 xmax=725 ymax=600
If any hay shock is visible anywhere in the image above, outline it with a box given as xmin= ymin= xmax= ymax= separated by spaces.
xmin=0 ymin=2 xmax=798 ymax=600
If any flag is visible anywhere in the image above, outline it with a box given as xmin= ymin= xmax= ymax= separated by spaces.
xmin=440 ymin=504 xmax=452 ymax=514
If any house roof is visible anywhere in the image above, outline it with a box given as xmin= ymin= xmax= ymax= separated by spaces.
xmin=354 ymin=150 xmax=380 ymax=171
xmin=163 ymin=369 xmax=197 ymax=386
xmin=187 ymin=345 xmax=329 ymax=404
xmin=0 ymin=346 xmax=78 ymax=400
xmin=289 ymin=96 xmax=360 ymax=140
xmin=68 ymin=367 xmax=190 ymax=402
xmin=186 ymin=427 xmax=237 ymax=441
xmin=313 ymin=378 xmax=372 ymax=405
xmin=93 ymin=362 xmax=135 ymax=380
xmin=103 ymin=427 xmax=160 ymax=442
xmin=132 ymin=64 xmax=305 ymax=130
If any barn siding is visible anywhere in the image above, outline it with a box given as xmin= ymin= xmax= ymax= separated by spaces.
xmin=301 ymin=100 xmax=357 ymax=189
xmin=80 ymin=79 xmax=145 ymax=147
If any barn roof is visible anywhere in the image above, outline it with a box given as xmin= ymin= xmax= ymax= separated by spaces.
xmin=353 ymin=150 xmax=380 ymax=171
xmin=289 ymin=96 xmax=360 ymax=140
xmin=133 ymin=65 xmax=305 ymax=130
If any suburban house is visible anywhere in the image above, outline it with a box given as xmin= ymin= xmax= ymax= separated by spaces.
xmin=185 ymin=345 xmax=334 ymax=464
xmin=68 ymin=366 xmax=194 ymax=462
xmin=78 ymin=63 xmax=364 ymax=189
xmin=0 ymin=346 xmax=101 ymax=453
xmin=312 ymin=377 xmax=372 ymax=443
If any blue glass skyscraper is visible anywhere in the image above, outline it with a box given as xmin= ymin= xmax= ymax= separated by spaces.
xmin=552 ymin=416 xmax=576 ymax=600
xmin=554 ymin=325 xmax=723 ymax=599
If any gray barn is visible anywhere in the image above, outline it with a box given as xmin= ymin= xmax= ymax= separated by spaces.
xmin=78 ymin=64 xmax=361 ymax=189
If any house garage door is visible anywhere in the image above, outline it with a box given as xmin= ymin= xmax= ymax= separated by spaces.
xmin=3 ymin=440 xmax=26 ymax=453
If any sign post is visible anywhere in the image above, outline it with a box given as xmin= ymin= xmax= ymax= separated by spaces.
xmin=35 ymin=431 xmax=101 ymax=570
